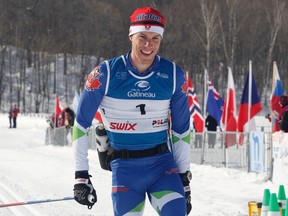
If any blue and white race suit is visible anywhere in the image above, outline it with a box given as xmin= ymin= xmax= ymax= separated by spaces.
xmin=73 ymin=52 xmax=191 ymax=216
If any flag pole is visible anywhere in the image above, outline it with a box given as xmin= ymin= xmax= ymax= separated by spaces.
xmin=268 ymin=62 xmax=277 ymax=180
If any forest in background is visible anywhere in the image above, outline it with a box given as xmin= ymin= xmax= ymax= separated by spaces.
xmin=0 ymin=0 xmax=287 ymax=113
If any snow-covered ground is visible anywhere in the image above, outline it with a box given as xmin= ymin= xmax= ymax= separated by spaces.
xmin=0 ymin=114 xmax=285 ymax=216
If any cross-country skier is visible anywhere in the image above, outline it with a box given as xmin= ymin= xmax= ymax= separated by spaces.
xmin=73 ymin=6 xmax=192 ymax=215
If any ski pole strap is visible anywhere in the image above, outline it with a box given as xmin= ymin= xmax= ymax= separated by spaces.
xmin=108 ymin=143 xmax=168 ymax=160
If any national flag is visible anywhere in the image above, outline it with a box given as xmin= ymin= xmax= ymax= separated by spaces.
xmin=55 ymin=95 xmax=64 ymax=128
xmin=206 ymin=75 xmax=224 ymax=126
xmin=55 ymin=95 xmax=63 ymax=117
xmin=221 ymin=67 xmax=237 ymax=147
xmin=238 ymin=65 xmax=262 ymax=144
xmin=187 ymin=75 xmax=204 ymax=132
xmin=270 ymin=62 xmax=283 ymax=133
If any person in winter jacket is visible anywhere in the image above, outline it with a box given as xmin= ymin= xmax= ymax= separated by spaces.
xmin=73 ymin=6 xmax=192 ymax=216
xmin=205 ymin=114 xmax=218 ymax=148
xmin=12 ymin=104 xmax=20 ymax=128
xmin=64 ymin=107 xmax=75 ymax=128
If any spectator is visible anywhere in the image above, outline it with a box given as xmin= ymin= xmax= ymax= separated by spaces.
xmin=12 ymin=104 xmax=20 ymax=128
xmin=64 ymin=107 xmax=75 ymax=128
xmin=205 ymin=114 xmax=218 ymax=148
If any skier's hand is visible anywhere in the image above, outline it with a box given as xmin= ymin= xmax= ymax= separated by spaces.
xmin=180 ymin=171 xmax=192 ymax=215
xmin=73 ymin=171 xmax=97 ymax=209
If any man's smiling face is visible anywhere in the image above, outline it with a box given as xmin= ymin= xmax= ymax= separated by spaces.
xmin=130 ymin=32 xmax=162 ymax=69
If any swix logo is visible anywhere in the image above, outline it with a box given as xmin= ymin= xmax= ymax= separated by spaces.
xmin=110 ymin=122 xmax=137 ymax=131
xmin=152 ymin=118 xmax=168 ymax=126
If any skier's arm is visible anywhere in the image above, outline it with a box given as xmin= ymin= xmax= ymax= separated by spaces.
xmin=170 ymin=67 xmax=190 ymax=173
xmin=72 ymin=64 xmax=108 ymax=208
xmin=170 ymin=67 xmax=192 ymax=214
xmin=73 ymin=64 xmax=107 ymax=172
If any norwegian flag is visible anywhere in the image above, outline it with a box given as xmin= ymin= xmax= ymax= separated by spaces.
xmin=206 ymin=75 xmax=224 ymax=126
xmin=187 ymin=75 xmax=204 ymax=132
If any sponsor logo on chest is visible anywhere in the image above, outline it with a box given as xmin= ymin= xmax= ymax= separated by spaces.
xmin=110 ymin=122 xmax=137 ymax=131
xmin=127 ymin=80 xmax=156 ymax=98
xmin=152 ymin=118 xmax=168 ymax=128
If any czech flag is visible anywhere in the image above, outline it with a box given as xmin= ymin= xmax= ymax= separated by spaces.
xmin=238 ymin=66 xmax=262 ymax=144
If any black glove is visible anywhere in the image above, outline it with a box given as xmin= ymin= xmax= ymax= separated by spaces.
xmin=73 ymin=171 xmax=97 ymax=209
xmin=180 ymin=171 xmax=192 ymax=215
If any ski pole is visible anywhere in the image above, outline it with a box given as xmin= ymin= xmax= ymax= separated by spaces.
xmin=0 ymin=196 xmax=74 ymax=208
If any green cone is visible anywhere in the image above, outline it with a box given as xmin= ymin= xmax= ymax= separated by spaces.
xmin=278 ymin=185 xmax=287 ymax=201
xmin=279 ymin=185 xmax=287 ymax=215
xmin=263 ymin=189 xmax=271 ymax=206
xmin=269 ymin=193 xmax=280 ymax=212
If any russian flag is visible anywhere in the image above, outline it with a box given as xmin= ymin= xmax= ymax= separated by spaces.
xmin=187 ymin=75 xmax=204 ymax=132
xmin=221 ymin=67 xmax=237 ymax=147
xmin=206 ymin=75 xmax=224 ymax=126
xmin=270 ymin=62 xmax=283 ymax=133
xmin=238 ymin=65 xmax=262 ymax=142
